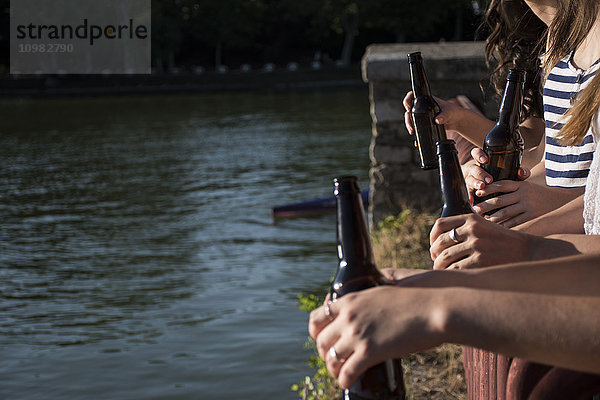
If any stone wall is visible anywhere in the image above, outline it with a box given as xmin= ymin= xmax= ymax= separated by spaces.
xmin=361 ymin=41 xmax=494 ymax=226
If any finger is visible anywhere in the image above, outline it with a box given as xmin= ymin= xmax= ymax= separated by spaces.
xmin=430 ymin=225 xmax=464 ymax=261
xmin=429 ymin=216 xmax=467 ymax=247
xmin=517 ymin=167 xmax=530 ymax=181
xmin=471 ymin=147 xmax=489 ymax=165
xmin=500 ymin=212 xmax=531 ymax=229
xmin=404 ymin=110 xmax=415 ymax=135
xmin=308 ymin=301 xmax=337 ymax=340
xmin=473 ymin=191 xmax=519 ymax=215
xmin=402 ymin=91 xmax=414 ymax=111
xmin=465 ymin=165 xmax=493 ymax=188
xmin=315 ymin=317 xmax=342 ymax=361
xmin=434 ymin=110 xmax=449 ymax=125
xmin=325 ymin=337 xmax=355 ymax=380
xmin=476 ymin=180 xmax=520 ymax=196
xmin=485 ymin=203 xmax=524 ymax=224
xmin=337 ymin=348 xmax=372 ymax=390
xmin=433 ymin=243 xmax=472 ymax=270
xmin=465 ymin=173 xmax=487 ymax=192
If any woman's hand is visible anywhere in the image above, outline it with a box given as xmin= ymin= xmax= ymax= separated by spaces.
xmin=429 ymin=213 xmax=537 ymax=270
xmin=464 ymin=148 xmax=551 ymax=228
xmin=308 ymin=286 xmax=443 ymax=389
xmin=403 ymin=91 xmax=470 ymax=135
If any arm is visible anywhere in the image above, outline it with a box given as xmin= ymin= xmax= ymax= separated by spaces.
xmin=403 ymin=90 xmax=543 ymax=151
xmin=308 ymin=255 xmax=600 ymax=389
xmin=428 ymin=213 xmax=594 ymax=270
xmin=397 ymin=254 xmax=600 ymax=296
xmin=403 ymin=91 xmax=494 ymax=146
xmin=517 ymin=195 xmax=585 ymax=235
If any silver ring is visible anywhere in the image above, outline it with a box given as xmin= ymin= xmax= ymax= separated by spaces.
xmin=324 ymin=301 xmax=334 ymax=321
xmin=329 ymin=346 xmax=345 ymax=363
xmin=449 ymin=228 xmax=460 ymax=243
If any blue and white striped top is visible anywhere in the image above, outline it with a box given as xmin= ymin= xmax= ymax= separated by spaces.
xmin=544 ymin=55 xmax=599 ymax=188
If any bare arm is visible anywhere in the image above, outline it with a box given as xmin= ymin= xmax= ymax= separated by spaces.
xmin=428 ymin=213 xmax=596 ymax=270
xmin=517 ymin=194 xmax=585 ymax=235
xmin=398 ymin=253 xmax=600 ymax=296
xmin=309 ymin=255 xmax=600 ymax=389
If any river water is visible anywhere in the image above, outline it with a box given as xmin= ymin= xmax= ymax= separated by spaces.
xmin=0 ymin=88 xmax=372 ymax=399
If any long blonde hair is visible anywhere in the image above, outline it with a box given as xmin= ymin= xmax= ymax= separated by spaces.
xmin=544 ymin=0 xmax=600 ymax=145
xmin=560 ymin=73 xmax=600 ymax=145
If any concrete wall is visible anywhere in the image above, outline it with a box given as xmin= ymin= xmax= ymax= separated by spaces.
xmin=361 ymin=41 xmax=494 ymax=226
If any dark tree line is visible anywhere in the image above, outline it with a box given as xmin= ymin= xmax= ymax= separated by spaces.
xmin=0 ymin=0 xmax=488 ymax=74
xmin=156 ymin=0 xmax=486 ymax=71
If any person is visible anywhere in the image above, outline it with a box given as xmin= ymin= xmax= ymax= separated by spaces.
xmin=308 ymin=255 xmax=600 ymax=394
xmin=404 ymin=0 xmax=599 ymax=229
xmin=430 ymin=70 xmax=600 ymax=270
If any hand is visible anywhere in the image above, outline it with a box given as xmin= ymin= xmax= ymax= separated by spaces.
xmin=465 ymin=148 xmax=535 ymax=227
xmin=429 ymin=213 xmax=535 ymax=270
xmin=403 ymin=91 xmax=468 ymax=135
xmin=308 ymin=286 xmax=442 ymax=389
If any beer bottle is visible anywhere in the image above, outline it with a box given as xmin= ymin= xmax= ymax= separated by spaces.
xmin=437 ymin=140 xmax=474 ymax=217
xmin=408 ymin=52 xmax=447 ymax=170
xmin=331 ymin=176 xmax=406 ymax=400
xmin=474 ymin=69 xmax=525 ymax=204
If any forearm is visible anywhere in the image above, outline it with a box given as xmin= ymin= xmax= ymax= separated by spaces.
xmin=544 ymin=233 xmax=600 ymax=255
xmin=440 ymin=287 xmax=600 ymax=374
xmin=452 ymin=109 xmax=495 ymax=146
xmin=517 ymin=190 xmax=585 ymax=235
xmin=398 ymin=254 xmax=600 ymax=296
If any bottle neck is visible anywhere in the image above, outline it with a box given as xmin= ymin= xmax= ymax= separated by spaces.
xmin=437 ymin=140 xmax=473 ymax=217
xmin=336 ymin=189 xmax=374 ymax=269
xmin=497 ymin=74 xmax=525 ymax=129
xmin=409 ymin=59 xmax=432 ymax=99
xmin=332 ymin=177 xmax=382 ymax=297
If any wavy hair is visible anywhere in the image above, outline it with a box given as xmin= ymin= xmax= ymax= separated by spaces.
xmin=480 ymin=0 xmax=546 ymax=121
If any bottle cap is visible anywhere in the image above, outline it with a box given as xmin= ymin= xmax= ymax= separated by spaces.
xmin=333 ymin=176 xmax=360 ymax=196
xmin=507 ymin=69 xmax=525 ymax=82
xmin=407 ymin=52 xmax=423 ymax=64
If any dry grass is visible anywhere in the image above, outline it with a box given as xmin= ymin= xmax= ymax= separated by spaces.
xmin=406 ymin=344 xmax=466 ymax=400
xmin=371 ymin=208 xmax=436 ymax=271
xmin=372 ymin=208 xmax=467 ymax=400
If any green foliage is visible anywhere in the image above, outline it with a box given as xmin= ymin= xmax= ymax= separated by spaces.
xmin=371 ymin=208 xmax=437 ymax=270
xmin=293 ymin=293 xmax=341 ymax=400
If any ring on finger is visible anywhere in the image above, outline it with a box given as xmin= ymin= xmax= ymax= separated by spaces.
xmin=329 ymin=346 xmax=346 ymax=363
xmin=449 ymin=227 xmax=460 ymax=243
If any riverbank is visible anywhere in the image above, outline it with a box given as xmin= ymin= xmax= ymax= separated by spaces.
xmin=0 ymin=66 xmax=365 ymax=98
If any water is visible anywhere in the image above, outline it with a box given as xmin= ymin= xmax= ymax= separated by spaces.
xmin=0 ymin=88 xmax=372 ymax=399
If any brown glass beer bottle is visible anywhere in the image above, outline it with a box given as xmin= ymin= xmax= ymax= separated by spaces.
xmin=408 ymin=52 xmax=447 ymax=170
xmin=474 ymin=69 xmax=525 ymax=204
xmin=330 ymin=176 xmax=406 ymax=400
xmin=437 ymin=140 xmax=475 ymax=217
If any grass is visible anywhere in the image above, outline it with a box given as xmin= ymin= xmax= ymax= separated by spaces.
xmin=293 ymin=207 xmax=466 ymax=400
xmin=371 ymin=207 xmax=466 ymax=400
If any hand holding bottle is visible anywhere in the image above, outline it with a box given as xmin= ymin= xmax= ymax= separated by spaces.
xmin=403 ymin=92 xmax=493 ymax=143
xmin=308 ymin=285 xmax=442 ymax=391
xmin=465 ymin=147 xmax=578 ymax=228
xmin=428 ymin=213 xmax=540 ymax=269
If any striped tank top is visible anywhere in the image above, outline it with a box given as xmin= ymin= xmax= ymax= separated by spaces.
xmin=544 ymin=54 xmax=599 ymax=188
